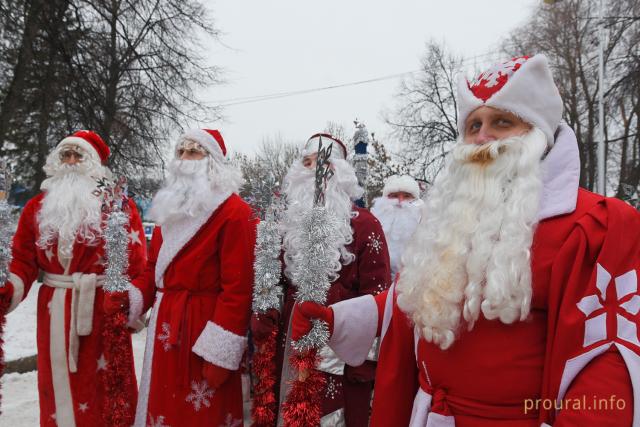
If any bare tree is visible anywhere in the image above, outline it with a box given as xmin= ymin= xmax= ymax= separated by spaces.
xmin=385 ymin=41 xmax=462 ymax=184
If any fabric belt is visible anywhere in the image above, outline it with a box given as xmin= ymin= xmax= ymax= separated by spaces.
xmin=44 ymin=272 xmax=105 ymax=373
xmin=157 ymin=287 xmax=218 ymax=385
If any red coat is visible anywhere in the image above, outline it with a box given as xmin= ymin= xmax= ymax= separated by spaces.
xmin=277 ymin=207 xmax=391 ymax=425
xmin=6 ymin=194 xmax=146 ymax=427
xmin=131 ymin=193 xmax=257 ymax=427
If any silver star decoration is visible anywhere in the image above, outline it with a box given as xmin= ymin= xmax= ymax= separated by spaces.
xmin=129 ymin=229 xmax=142 ymax=246
xmin=97 ymin=354 xmax=108 ymax=371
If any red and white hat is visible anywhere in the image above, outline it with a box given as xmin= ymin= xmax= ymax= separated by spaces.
xmin=382 ymin=175 xmax=420 ymax=199
xmin=302 ymin=133 xmax=348 ymax=160
xmin=457 ymin=54 xmax=563 ymax=146
xmin=57 ymin=130 xmax=110 ymax=164
xmin=178 ymin=128 xmax=227 ymax=158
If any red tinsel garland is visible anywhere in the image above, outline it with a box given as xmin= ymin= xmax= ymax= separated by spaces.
xmin=281 ymin=349 xmax=326 ymax=427
xmin=102 ymin=311 xmax=135 ymax=427
xmin=0 ymin=298 xmax=9 ymax=416
xmin=251 ymin=328 xmax=278 ymax=426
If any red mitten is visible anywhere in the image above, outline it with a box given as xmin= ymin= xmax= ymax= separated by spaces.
xmin=202 ymin=362 xmax=232 ymax=389
xmin=0 ymin=282 xmax=14 ymax=308
xmin=103 ymin=290 xmax=129 ymax=315
xmin=251 ymin=308 xmax=280 ymax=342
xmin=291 ymin=301 xmax=334 ymax=341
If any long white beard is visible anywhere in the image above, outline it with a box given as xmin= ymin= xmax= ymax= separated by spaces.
xmin=370 ymin=196 xmax=423 ymax=276
xmin=280 ymin=159 xmax=363 ymax=280
xmin=38 ymin=155 xmax=107 ymax=259
xmin=148 ymin=157 xmax=241 ymax=225
xmin=396 ymin=128 xmax=547 ymax=350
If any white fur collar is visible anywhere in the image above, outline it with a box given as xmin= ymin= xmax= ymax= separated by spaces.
xmin=537 ymin=123 xmax=580 ymax=221
xmin=154 ymin=192 xmax=231 ymax=287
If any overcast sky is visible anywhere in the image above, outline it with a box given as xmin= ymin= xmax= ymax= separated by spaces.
xmin=197 ymin=0 xmax=540 ymax=155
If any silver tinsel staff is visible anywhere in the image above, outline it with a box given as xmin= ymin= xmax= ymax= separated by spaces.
xmin=0 ymin=160 xmax=14 ymax=287
xmin=291 ymin=138 xmax=343 ymax=352
xmin=100 ymin=177 xmax=130 ymax=292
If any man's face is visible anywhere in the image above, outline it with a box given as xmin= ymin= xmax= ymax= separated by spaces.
xmin=387 ymin=191 xmax=415 ymax=203
xmin=59 ymin=146 xmax=84 ymax=165
xmin=177 ymin=139 xmax=207 ymax=160
xmin=464 ymin=106 xmax=532 ymax=145
xmin=302 ymin=153 xmax=318 ymax=169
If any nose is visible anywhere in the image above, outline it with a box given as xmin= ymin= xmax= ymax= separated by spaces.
xmin=473 ymin=126 xmax=495 ymax=145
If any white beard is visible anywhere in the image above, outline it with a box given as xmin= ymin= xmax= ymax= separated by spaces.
xmin=370 ymin=196 xmax=423 ymax=276
xmin=280 ymin=159 xmax=364 ymax=281
xmin=37 ymin=152 xmax=107 ymax=259
xmin=396 ymin=128 xmax=548 ymax=350
xmin=148 ymin=155 xmax=243 ymax=226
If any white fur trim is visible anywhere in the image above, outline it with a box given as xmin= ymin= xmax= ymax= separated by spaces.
xmin=409 ymin=388 xmax=432 ymax=427
xmin=381 ymin=282 xmax=395 ymax=340
xmin=382 ymin=175 xmax=420 ymax=199
xmin=49 ymin=288 xmax=77 ymax=427
xmin=457 ymin=54 xmax=563 ymax=147
xmin=7 ymin=272 xmax=25 ymax=313
xmin=134 ymin=293 xmax=163 ymax=427
xmin=537 ymin=123 xmax=579 ymax=221
xmin=155 ymin=193 xmax=230 ymax=287
xmin=127 ymin=285 xmax=145 ymax=331
xmin=179 ymin=129 xmax=224 ymax=158
xmin=57 ymin=136 xmax=101 ymax=162
xmin=328 ymin=294 xmax=378 ymax=366
xmin=320 ymin=408 xmax=345 ymax=427
xmin=317 ymin=344 xmax=346 ymax=375
xmin=192 ymin=321 xmax=247 ymax=370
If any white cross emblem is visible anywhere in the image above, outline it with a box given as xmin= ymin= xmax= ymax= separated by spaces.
xmin=577 ymin=263 xmax=639 ymax=348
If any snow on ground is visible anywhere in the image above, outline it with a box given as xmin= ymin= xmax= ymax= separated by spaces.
xmin=5 ymin=282 xmax=41 ymax=362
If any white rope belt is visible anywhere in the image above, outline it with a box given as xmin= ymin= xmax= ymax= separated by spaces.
xmin=43 ymin=272 xmax=105 ymax=373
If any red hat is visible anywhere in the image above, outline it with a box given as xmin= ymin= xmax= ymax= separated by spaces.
xmin=178 ymin=128 xmax=227 ymax=157
xmin=303 ymin=133 xmax=348 ymax=160
xmin=58 ymin=130 xmax=110 ymax=164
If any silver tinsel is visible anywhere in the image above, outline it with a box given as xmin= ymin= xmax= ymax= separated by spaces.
xmin=290 ymin=205 xmax=343 ymax=352
xmin=0 ymin=200 xmax=14 ymax=287
xmin=251 ymin=205 xmax=284 ymax=313
xmin=103 ymin=211 xmax=130 ymax=293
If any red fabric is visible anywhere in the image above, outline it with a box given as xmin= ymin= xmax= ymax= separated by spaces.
xmin=251 ymin=308 xmax=280 ymax=342
xmin=132 ymin=194 xmax=257 ymax=426
xmin=277 ymin=207 xmax=392 ymax=424
xmin=202 ymin=129 xmax=226 ymax=156
xmin=7 ymin=195 xmax=146 ymax=426
xmin=468 ymin=56 xmax=529 ymax=101
xmin=291 ymin=301 xmax=334 ymax=341
xmin=102 ymin=290 xmax=128 ymax=315
xmin=370 ymin=189 xmax=639 ymax=427
xmin=69 ymin=130 xmax=110 ymax=164
xmin=202 ymin=362 xmax=232 ymax=389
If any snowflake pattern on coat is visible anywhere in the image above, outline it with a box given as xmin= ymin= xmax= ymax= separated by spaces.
xmin=157 ymin=322 xmax=171 ymax=351
xmin=185 ymin=380 xmax=215 ymax=412
xmin=219 ymin=413 xmax=242 ymax=427
xmin=367 ymin=232 xmax=383 ymax=255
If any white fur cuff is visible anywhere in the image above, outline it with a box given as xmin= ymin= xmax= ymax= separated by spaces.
xmin=192 ymin=321 xmax=247 ymax=370
xmin=7 ymin=273 xmax=25 ymax=313
xmin=127 ymin=285 xmax=145 ymax=331
xmin=329 ymin=294 xmax=378 ymax=366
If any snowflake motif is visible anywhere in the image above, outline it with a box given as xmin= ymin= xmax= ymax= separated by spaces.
xmin=219 ymin=413 xmax=242 ymax=427
xmin=367 ymin=232 xmax=383 ymax=255
xmin=470 ymin=57 xmax=528 ymax=88
xmin=374 ymin=283 xmax=386 ymax=295
xmin=157 ymin=322 xmax=171 ymax=351
xmin=147 ymin=413 xmax=171 ymax=427
xmin=78 ymin=402 xmax=89 ymax=413
xmin=325 ymin=376 xmax=338 ymax=400
xmin=185 ymin=380 xmax=214 ymax=412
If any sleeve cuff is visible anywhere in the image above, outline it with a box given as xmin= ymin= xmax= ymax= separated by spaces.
xmin=192 ymin=321 xmax=247 ymax=370
xmin=127 ymin=285 xmax=145 ymax=331
xmin=329 ymin=294 xmax=378 ymax=366
xmin=8 ymin=273 xmax=24 ymax=313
